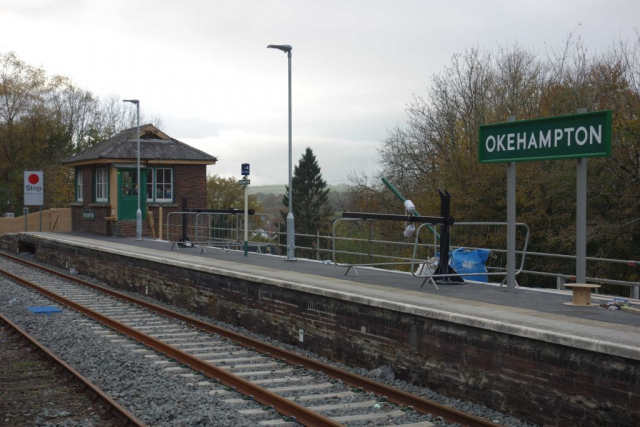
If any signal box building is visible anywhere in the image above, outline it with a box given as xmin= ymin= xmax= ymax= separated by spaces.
xmin=62 ymin=124 xmax=217 ymax=237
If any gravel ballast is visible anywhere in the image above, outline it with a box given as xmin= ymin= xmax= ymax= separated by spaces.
xmin=0 ymin=276 xmax=252 ymax=426
xmin=0 ymin=251 xmax=536 ymax=426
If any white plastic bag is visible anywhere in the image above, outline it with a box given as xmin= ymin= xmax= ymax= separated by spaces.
xmin=415 ymin=257 xmax=439 ymax=277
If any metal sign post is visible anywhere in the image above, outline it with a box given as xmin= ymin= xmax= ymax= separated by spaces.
xmin=575 ymin=108 xmax=588 ymax=283
xmin=243 ymin=183 xmax=249 ymax=256
xmin=506 ymin=116 xmax=517 ymax=292
xmin=23 ymin=207 xmax=29 ymax=232
xmin=239 ymin=163 xmax=251 ymax=257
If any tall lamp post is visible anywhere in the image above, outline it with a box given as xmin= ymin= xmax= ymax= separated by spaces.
xmin=123 ymin=99 xmax=142 ymax=241
xmin=267 ymin=44 xmax=295 ymax=261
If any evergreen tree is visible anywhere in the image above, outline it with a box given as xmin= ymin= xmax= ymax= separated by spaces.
xmin=282 ymin=148 xmax=332 ymax=243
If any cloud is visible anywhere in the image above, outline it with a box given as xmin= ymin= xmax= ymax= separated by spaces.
xmin=181 ymin=129 xmax=379 ymax=186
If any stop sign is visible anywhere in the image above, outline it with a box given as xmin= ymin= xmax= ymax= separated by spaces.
xmin=24 ymin=171 xmax=44 ymax=206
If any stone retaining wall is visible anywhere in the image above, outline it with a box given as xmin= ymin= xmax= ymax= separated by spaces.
xmin=6 ymin=234 xmax=640 ymax=427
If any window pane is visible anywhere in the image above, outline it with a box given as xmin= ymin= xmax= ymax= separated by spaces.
xmin=96 ymin=168 xmax=108 ymax=201
xmin=77 ymin=171 xmax=83 ymax=201
xmin=147 ymin=170 xmax=153 ymax=200
xmin=153 ymin=169 xmax=172 ymax=201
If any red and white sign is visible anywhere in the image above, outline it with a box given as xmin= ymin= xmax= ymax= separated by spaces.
xmin=24 ymin=171 xmax=44 ymax=206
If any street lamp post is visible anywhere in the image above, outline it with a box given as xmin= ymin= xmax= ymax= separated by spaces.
xmin=123 ymin=99 xmax=142 ymax=241
xmin=267 ymin=44 xmax=295 ymax=261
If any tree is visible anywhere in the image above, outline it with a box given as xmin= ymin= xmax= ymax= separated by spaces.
xmin=0 ymin=51 xmax=163 ymax=213
xmin=206 ymin=174 xmax=261 ymax=210
xmin=282 ymin=147 xmax=333 ymax=243
xmin=351 ymin=34 xmax=640 ymax=289
xmin=206 ymin=174 xmax=263 ymax=242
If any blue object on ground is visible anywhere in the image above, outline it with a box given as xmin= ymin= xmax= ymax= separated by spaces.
xmin=27 ymin=306 xmax=63 ymax=316
xmin=450 ymin=248 xmax=491 ymax=283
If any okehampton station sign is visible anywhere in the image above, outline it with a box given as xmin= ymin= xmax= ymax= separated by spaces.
xmin=478 ymin=110 xmax=613 ymax=294
xmin=479 ymin=111 xmax=612 ymax=163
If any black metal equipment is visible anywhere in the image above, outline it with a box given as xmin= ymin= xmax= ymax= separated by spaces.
xmin=341 ymin=189 xmax=463 ymax=285
xmin=181 ymin=196 xmax=188 ymax=245
xmin=431 ymin=189 xmax=463 ymax=285
xmin=183 ymin=208 xmax=256 ymax=215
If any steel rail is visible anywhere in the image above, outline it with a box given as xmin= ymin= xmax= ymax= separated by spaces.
xmin=0 ymin=252 xmax=500 ymax=427
xmin=0 ymin=311 xmax=145 ymax=427
xmin=0 ymin=264 xmax=341 ymax=427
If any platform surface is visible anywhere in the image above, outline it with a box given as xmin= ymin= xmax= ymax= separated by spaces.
xmin=20 ymin=232 xmax=640 ymax=360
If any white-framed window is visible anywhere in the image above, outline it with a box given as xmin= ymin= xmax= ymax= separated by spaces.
xmin=146 ymin=168 xmax=173 ymax=203
xmin=76 ymin=170 xmax=83 ymax=202
xmin=155 ymin=168 xmax=173 ymax=202
xmin=95 ymin=168 xmax=108 ymax=202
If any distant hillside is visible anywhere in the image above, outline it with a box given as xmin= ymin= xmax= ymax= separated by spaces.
xmin=247 ymin=185 xmax=285 ymax=196
xmin=248 ymin=184 xmax=349 ymax=196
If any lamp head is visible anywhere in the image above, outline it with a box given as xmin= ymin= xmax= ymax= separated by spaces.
xmin=404 ymin=199 xmax=416 ymax=214
xmin=267 ymin=44 xmax=292 ymax=53
xmin=123 ymin=99 xmax=139 ymax=105
xmin=403 ymin=224 xmax=415 ymax=238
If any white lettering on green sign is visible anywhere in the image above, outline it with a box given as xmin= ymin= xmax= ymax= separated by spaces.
xmin=484 ymin=126 xmax=602 ymax=153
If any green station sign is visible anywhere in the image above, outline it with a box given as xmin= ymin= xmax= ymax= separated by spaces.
xmin=478 ymin=111 xmax=612 ymax=163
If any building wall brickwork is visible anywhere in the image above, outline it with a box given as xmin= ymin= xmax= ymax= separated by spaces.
xmin=70 ymin=165 xmax=112 ymax=234
xmin=70 ymin=164 xmax=208 ymax=238
xmin=13 ymin=234 xmax=640 ymax=427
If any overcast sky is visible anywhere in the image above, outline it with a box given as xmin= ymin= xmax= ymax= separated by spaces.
xmin=1 ymin=0 xmax=639 ymax=186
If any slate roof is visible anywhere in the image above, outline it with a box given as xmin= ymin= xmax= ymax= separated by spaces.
xmin=62 ymin=124 xmax=217 ymax=165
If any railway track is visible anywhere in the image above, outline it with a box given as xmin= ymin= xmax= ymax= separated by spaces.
xmin=0 ymin=251 xmax=502 ymax=427
xmin=0 ymin=311 xmax=143 ymax=426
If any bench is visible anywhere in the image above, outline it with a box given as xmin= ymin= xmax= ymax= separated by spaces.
xmin=563 ymin=283 xmax=601 ymax=306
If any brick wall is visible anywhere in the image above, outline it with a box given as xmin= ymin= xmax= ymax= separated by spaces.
xmin=111 ymin=220 xmax=152 ymax=238
xmin=71 ymin=165 xmax=112 ymax=234
xmin=16 ymin=234 xmax=640 ymax=427
xmin=174 ymin=164 xmax=207 ymax=209
xmin=71 ymin=205 xmax=112 ymax=234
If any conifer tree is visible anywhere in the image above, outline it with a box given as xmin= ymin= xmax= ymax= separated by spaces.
xmin=282 ymin=147 xmax=332 ymax=241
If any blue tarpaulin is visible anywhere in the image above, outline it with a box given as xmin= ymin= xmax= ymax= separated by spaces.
xmin=450 ymin=248 xmax=491 ymax=283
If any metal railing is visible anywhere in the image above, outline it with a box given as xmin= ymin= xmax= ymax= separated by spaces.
xmin=276 ymin=228 xmax=638 ymax=298
xmin=166 ymin=211 xmax=200 ymax=249
xmin=329 ymin=219 xmax=530 ymax=289
xmin=164 ymin=213 xmax=639 ymax=298
xmin=195 ymin=212 xmax=275 ymax=254
xmin=166 ymin=211 xmax=276 ymax=253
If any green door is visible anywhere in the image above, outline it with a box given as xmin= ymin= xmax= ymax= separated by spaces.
xmin=118 ymin=169 xmax=147 ymax=220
